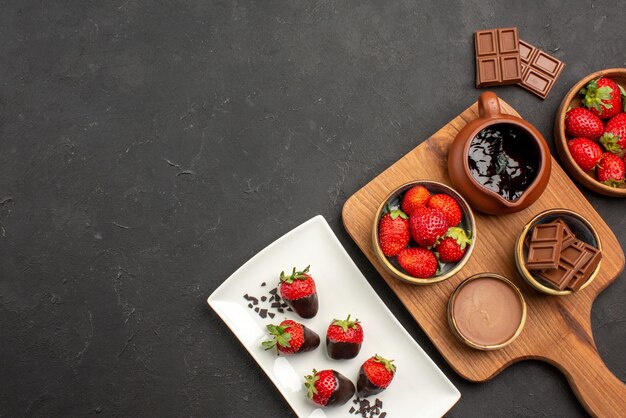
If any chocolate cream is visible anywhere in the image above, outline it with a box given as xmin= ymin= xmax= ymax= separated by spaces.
xmin=452 ymin=277 xmax=523 ymax=347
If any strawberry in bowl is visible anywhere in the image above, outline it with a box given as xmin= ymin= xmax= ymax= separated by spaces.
xmin=372 ymin=181 xmax=476 ymax=285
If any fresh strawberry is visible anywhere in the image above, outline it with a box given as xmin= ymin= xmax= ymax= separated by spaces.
xmin=304 ymin=369 xmax=355 ymax=407
xmin=401 ymin=185 xmax=431 ymax=214
xmin=378 ymin=207 xmax=409 ymax=257
xmin=567 ymin=138 xmax=603 ymax=172
xmin=397 ymin=247 xmax=438 ymax=278
xmin=600 ymin=113 xmax=626 ymax=156
xmin=278 ymin=266 xmax=319 ymax=318
xmin=580 ymin=77 xmax=625 ymax=119
xmin=427 ymin=194 xmax=462 ymax=227
xmin=597 ymin=152 xmax=626 ymax=186
xmin=435 ymin=227 xmax=472 ymax=263
xmin=409 ymin=206 xmax=449 ymax=247
xmin=357 ymin=355 xmax=396 ymax=397
xmin=564 ymin=107 xmax=604 ymax=140
xmin=262 ymin=319 xmax=320 ymax=355
xmin=326 ymin=314 xmax=363 ymax=360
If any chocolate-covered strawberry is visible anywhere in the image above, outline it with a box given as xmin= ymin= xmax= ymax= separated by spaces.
xmin=304 ymin=369 xmax=355 ymax=407
xmin=357 ymin=355 xmax=396 ymax=397
xmin=278 ymin=265 xmax=318 ymax=318
xmin=262 ymin=319 xmax=320 ymax=355
xmin=326 ymin=315 xmax=363 ymax=360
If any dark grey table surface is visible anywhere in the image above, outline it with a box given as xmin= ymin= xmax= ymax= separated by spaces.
xmin=1 ymin=1 xmax=625 ymax=416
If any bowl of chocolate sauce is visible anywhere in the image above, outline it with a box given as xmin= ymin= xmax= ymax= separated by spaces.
xmin=448 ymin=92 xmax=551 ymax=215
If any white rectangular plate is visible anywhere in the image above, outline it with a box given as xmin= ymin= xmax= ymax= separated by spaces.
xmin=208 ymin=215 xmax=460 ymax=417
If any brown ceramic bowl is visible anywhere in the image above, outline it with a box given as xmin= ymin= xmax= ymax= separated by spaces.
xmin=515 ymin=208 xmax=602 ymax=296
xmin=372 ymin=180 xmax=476 ymax=285
xmin=554 ymin=68 xmax=626 ymax=197
xmin=448 ymin=92 xmax=552 ymax=215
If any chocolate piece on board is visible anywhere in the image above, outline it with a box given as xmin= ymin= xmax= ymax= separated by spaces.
xmin=567 ymin=241 xmax=602 ymax=291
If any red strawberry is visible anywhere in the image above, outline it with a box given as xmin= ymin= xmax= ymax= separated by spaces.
xmin=428 ymin=194 xmax=462 ymax=227
xmin=409 ymin=206 xmax=449 ymax=247
xmin=401 ymin=185 xmax=431 ymax=214
xmin=357 ymin=355 xmax=396 ymax=397
xmin=397 ymin=247 xmax=438 ymax=278
xmin=262 ymin=320 xmax=320 ymax=355
xmin=600 ymin=113 xmax=626 ymax=156
xmin=597 ymin=152 xmax=626 ymax=186
xmin=304 ymin=369 xmax=355 ymax=407
xmin=435 ymin=227 xmax=472 ymax=263
xmin=564 ymin=107 xmax=604 ymax=140
xmin=378 ymin=207 xmax=410 ymax=257
xmin=326 ymin=315 xmax=363 ymax=360
xmin=580 ymin=77 xmax=624 ymax=119
xmin=278 ymin=266 xmax=319 ymax=318
xmin=567 ymin=138 xmax=603 ymax=172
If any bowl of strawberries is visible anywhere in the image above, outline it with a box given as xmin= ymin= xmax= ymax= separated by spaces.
xmin=372 ymin=180 xmax=476 ymax=285
xmin=555 ymin=68 xmax=626 ymax=197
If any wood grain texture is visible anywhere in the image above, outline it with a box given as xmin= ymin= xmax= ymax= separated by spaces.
xmin=342 ymin=99 xmax=626 ymax=417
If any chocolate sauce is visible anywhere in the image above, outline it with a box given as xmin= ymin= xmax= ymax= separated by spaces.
xmin=468 ymin=123 xmax=540 ymax=201
xmin=299 ymin=325 xmax=321 ymax=353
xmin=357 ymin=367 xmax=384 ymax=397
xmin=326 ymin=371 xmax=356 ymax=406
xmin=285 ymin=293 xmax=319 ymax=318
xmin=326 ymin=338 xmax=361 ymax=360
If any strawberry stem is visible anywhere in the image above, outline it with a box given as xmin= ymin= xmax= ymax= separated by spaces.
xmin=331 ymin=314 xmax=360 ymax=333
xmin=373 ymin=354 xmax=397 ymax=374
xmin=262 ymin=323 xmax=293 ymax=353
xmin=279 ymin=265 xmax=311 ymax=284
xmin=304 ymin=370 xmax=320 ymax=399
xmin=580 ymin=79 xmax=614 ymax=114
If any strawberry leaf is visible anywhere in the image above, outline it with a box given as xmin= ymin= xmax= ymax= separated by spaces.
xmin=600 ymin=133 xmax=624 ymax=155
xmin=373 ymin=354 xmax=397 ymax=374
xmin=602 ymin=179 xmax=626 ymax=188
xmin=389 ymin=209 xmax=408 ymax=220
xmin=279 ymin=265 xmax=311 ymax=283
xmin=445 ymin=227 xmax=472 ymax=249
xmin=304 ymin=370 xmax=320 ymax=399
xmin=331 ymin=314 xmax=360 ymax=333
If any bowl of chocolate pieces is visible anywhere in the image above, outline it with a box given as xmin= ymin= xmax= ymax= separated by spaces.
xmin=515 ymin=209 xmax=603 ymax=296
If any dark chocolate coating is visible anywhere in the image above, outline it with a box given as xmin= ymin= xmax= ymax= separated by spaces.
xmin=326 ymin=338 xmax=361 ymax=359
xmin=299 ymin=325 xmax=320 ymax=353
xmin=285 ymin=293 xmax=319 ymax=318
xmin=357 ymin=366 xmax=384 ymax=397
xmin=326 ymin=371 xmax=355 ymax=406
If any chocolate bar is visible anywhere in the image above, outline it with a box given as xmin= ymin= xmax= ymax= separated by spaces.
xmin=526 ymin=222 xmax=563 ymax=270
xmin=475 ymin=28 xmax=522 ymax=87
xmin=554 ymin=218 xmax=576 ymax=248
xmin=518 ymin=40 xmax=565 ymax=99
xmin=526 ymin=218 xmax=601 ymax=291
xmin=567 ymin=241 xmax=602 ymax=291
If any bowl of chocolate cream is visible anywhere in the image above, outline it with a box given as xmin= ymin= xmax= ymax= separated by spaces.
xmin=448 ymin=91 xmax=551 ymax=215
xmin=447 ymin=273 xmax=526 ymax=350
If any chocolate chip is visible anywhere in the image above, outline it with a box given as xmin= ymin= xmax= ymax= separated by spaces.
xmin=254 ymin=307 xmax=259 ymax=313
xmin=269 ymin=288 xmax=277 ymax=295
xmin=271 ymin=302 xmax=281 ymax=308
xmin=375 ymin=399 xmax=382 ymax=408
xmin=268 ymin=312 xmax=275 ymax=318
xmin=277 ymin=308 xmax=284 ymax=313
xmin=247 ymin=303 xmax=253 ymax=309
xmin=349 ymin=407 xmax=355 ymax=413
xmin=379 ymin=413 xmax=386 ymax=418
xmin=259 ymin=309 xmax=268 ymax=319
xmin=261 ymin=282 xmax=266 ymax=286
xmin=261 ymin=296 xmax=267 ymax=302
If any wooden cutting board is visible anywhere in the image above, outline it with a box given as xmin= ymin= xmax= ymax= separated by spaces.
xmin=342 ymin=99 xmax=626 ymax=417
